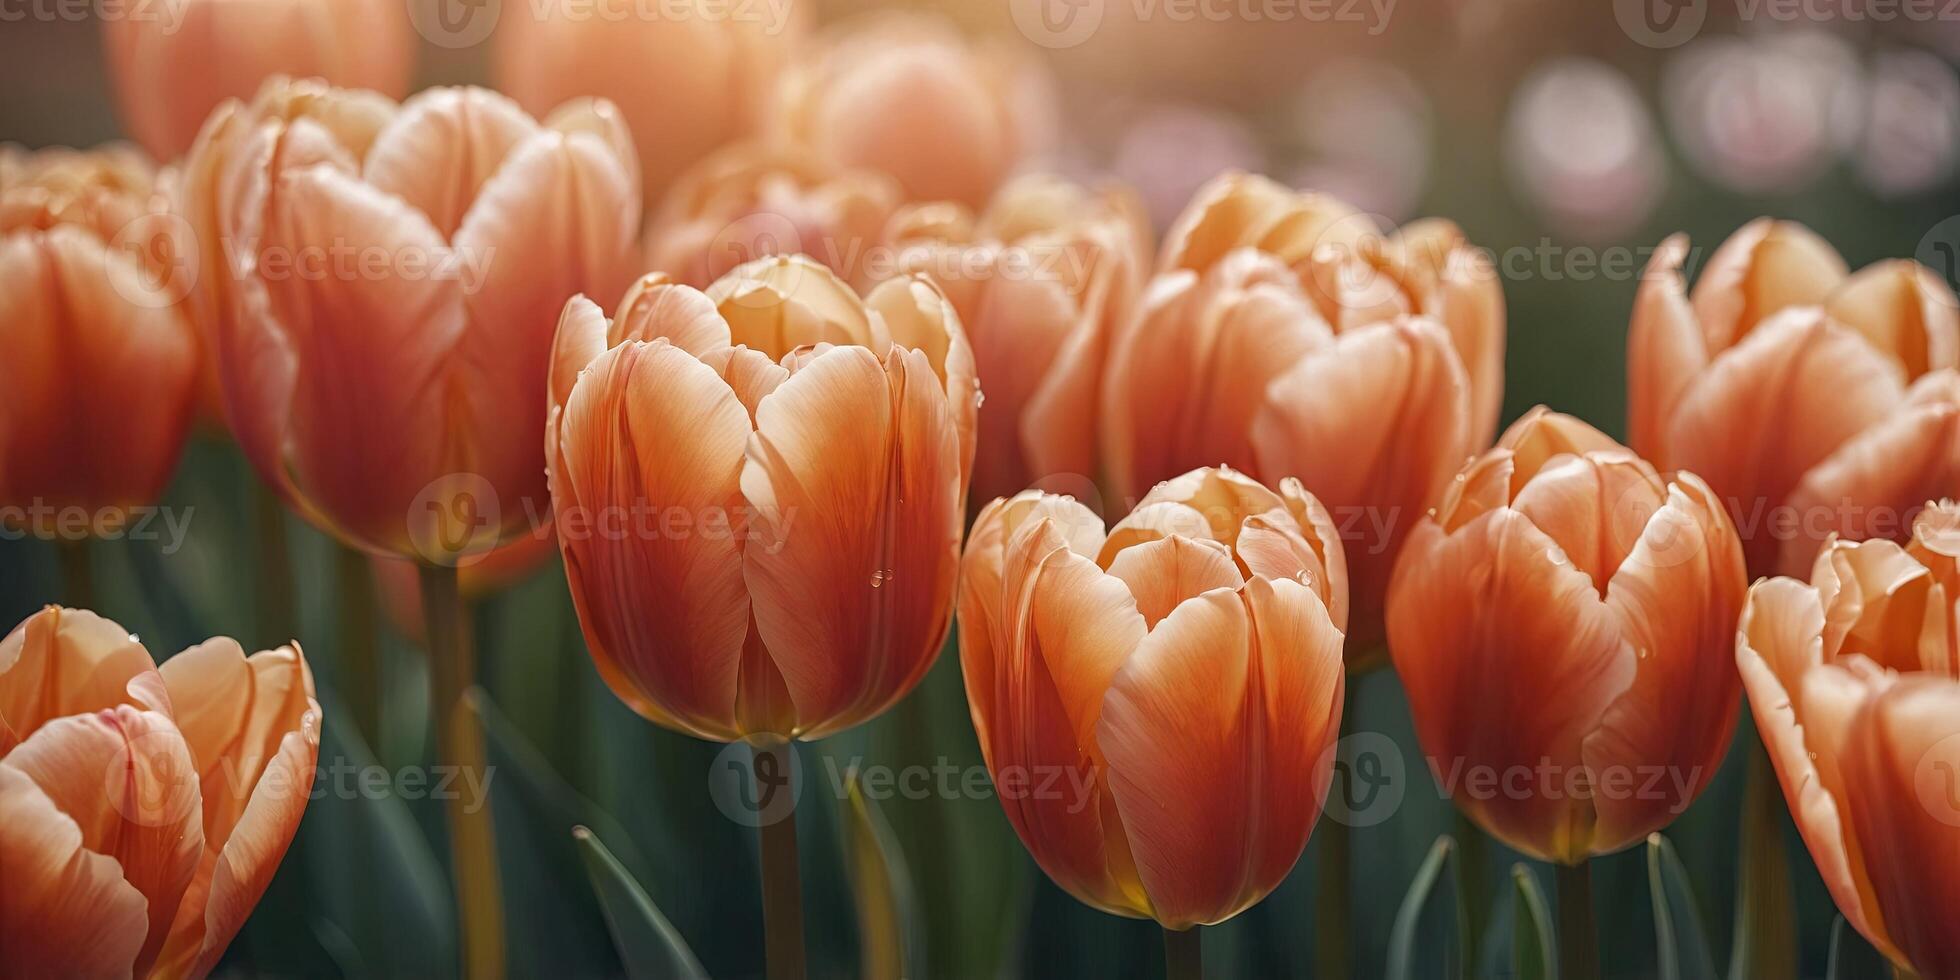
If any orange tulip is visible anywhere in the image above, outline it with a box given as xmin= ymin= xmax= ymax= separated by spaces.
xmin=957 ymin=467 xmax=1347 ymax=927
xmin=1386 ymin=409 xmax=1745 ymax=863
xmin=492 ymin=0 xmax=802 ymax=199
xmin=643 ymin=141 xmax=902 ymax=288
xmin=185 ymin=80 xmax=642 ymax=559
xmin=770 ymin=13 xmax=1054 ymax=208
xmin=1103 ymin=173 xmax=1489 ymax=655
xmin=0 ymin=144 xmax=197 ymax=532
xmin=1736 ymin=502 xmax=1960 ymax=978
xmin=0 ymin=606 xmax=319 ymax=979
xmin=101 ymin=0 xmax=413 ymax=164
xmin=546 ymin=255 xmax=977 ymax=740
xmin=1628 ymin=221 xmax=1960 ymax=577
xmin=867 ymin=175 xmax=1151 ymax=507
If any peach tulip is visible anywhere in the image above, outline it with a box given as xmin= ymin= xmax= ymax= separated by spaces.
xmin=184 ymin=79 xmax=641 ymax=559
xmin=868 ymin=174 xmax=1151 ymax=508
xmin=492 ymin=0 xmax=801 ymax=199
xmin=643 ymin=141 xmax=902 ymax=288
xmin=1103 ymin=174 xmax=1487 ymax=655
xmin=0 ymin=144 xmax=198 ymax=532
xmin=101 ymin=0 xmax=414 ymax=164
xmin=0 ymin=606 xmax=319 ymax=979
xmin=1628 ymin=221 xmax=1960 ymax=578
xmin=1736 ymin=502 xmax=1960 ymax=978
xmin=1387 ymin=409 xmax=1746 ymax=863
xmin=770 ymin=13 xmax=1054 ymax=208
xmin=956 ymin=466 xmax=1348 ymax=927
xmin=546 ymin=255 xmax=977 ymax=740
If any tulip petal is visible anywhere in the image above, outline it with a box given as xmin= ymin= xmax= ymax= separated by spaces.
xmin=609 ymin=276 xmax=733 ymax=356
xmin=1627 ymin=236 xmax=1711 ymax=462
xmin=1507 ymin=453 xmax=1668 ymax=592
xmin=362 ymin=87 xmax=539 ymax=238
xmin=866 ymin=275 xmax=979 ymax=489
xmin=1825 ymin=260 xmax=1960 ymax=379
xmin=1689 ymin=219 xmax=1848 ymax=352
xmin=709 ymin=256 xmax=883 ymax=359
xmin=955 ymin=274 xmax=1077 ymax=503
xmin=0 ymin=606 xmax=157 ymax=753
xmin=548 ymin=296 xmax=611 ymax=418
xmin=0 ymin=765 xmax=148 ymax=980
xmin=1106 ymin=535 xmax=1245 ymax=629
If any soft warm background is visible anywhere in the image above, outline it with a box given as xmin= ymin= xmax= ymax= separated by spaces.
xmin=3 ymin=1 xmax=1957 ymax=976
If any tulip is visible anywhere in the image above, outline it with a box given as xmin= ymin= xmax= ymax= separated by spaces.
xmin=0 ymin=605 xmax=318 ymax=979
xmin=957 ymin=467 xmax=1347 ymax=941
xmin=184 ymin=79 xmax=641 ymax=560
xmin=1104 ymin=176 xmax=1490 ymax=654
xmin=547 ymin=255 xmax=976 ymax=739
xmin=1735 ymin=502 xmax=1960 ymax=978
xmin=492 ymin=0 xmax=802 ymax=199
xmin=1387 ymin=408 xmax=1746 ymax=864
xmin=770 ymin=13 xmax=1054 ymax=207
xmin=643 ymin=141 xmax=902 ymax=288
xmin=0 ymin=144 xmax=198 ymax=548
xmin=867 ymin=174 xmax=1152 ymax=508
xmin=101 ymin=0 xmax=413 ymax=164
xmin=1628 ymin=221 xmax=1960 ymax=577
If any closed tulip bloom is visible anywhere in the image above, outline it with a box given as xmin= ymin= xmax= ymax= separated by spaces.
xmin=0 ymin=606 xmax=319 ymax=979
xmin=869 ymin=175 xmax=1151 ymax=507
xmin=643 ymin=142 xmax=902 ymax=288
xmin=493 ymin=0 xmax=800 ymax=199
xmin=102 ymin=0 xmax=413 ymax=163
xmin=547 ymin=256 xmax=977 ymax=740
xmin=1628 ymin=221 xmax=1960 ymax=577
xmin=187 ymin=80 xmax=641 ymax=558
xmin=771 ymin=13 xmax=1054 ymax=207
xmin=0 ymin=144 xmax=197 ymax=532
xmin=957 ymin=467 xmax=1348 ymax=927
xmin=1737 ymin=502 xmax=1960 ymax=978
xmin=1387 ymin=409 xmax=1745 ymax=863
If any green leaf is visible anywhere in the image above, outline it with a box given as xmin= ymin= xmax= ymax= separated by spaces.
xmin=841 ymin=766 xmax=926 ymax=980
xmin=1825 ymin=916 xmax=1890 ymax=980
xmin=1649 ymin=833 xmax=1720 ymax=980
xmin=1387 ymin=835 xmax=1468 ymax=980
xmin=573 ymin=826 xmax=708 ymax=980
xmin=1511 ymin=864 xmax=1557 ymax=980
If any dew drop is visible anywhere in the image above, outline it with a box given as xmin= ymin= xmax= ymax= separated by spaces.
xmin=1545 ymin=547 xmax=1569 ymax=566
xmin=869 ymin=568 xmax=894 ymax=589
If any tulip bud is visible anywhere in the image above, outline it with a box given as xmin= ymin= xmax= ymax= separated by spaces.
xmin=770 ymin=13 xmax=1055 ymax=207
xmin=101 ymin=0 xmax=414 ymax=163
xmin=1387 ymin=409 xmax=1745 ymax=863
xmin=1628 ymin=221 xmax=1960 ymax=577
xmin=189 ymin=81 xmax=641 ymax=559
xmin=868 ymin=175 xmax=1152 ymax=508
xmin=1737 ymin=501 xmax=1960 ymax=978
xmin=0 ymin=144 xmax=197 ymax=536
xmin=957 ymin=466 xmax=1347 ymax=927
xmin=546 ymin=256 xmax=977 ymax=740
xmin=493 ymin=0 xmax=802 ymax=199
xmin=0 ymin=606 xmax=319 ymax=978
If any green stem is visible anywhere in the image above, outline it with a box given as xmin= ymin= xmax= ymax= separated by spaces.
xmin=754 ymin=739 xmax=807 ymax=980
xmin=1454 ymin=810 xmax=1489 ymax=971
xmin=1315 ymin=680 xmax=1357 ymax=980
xmin=253 ymin=481 xmax=296 ymax=645
xmin=418 ymin=563 xmax=504 ymax=980
xmin=336 ymin=546 xmax=380 ymax=745
xmin=1557 ymin=861 xmax=1599 ymax=980
xmin=58 ymin=539 xmax=94 ymax=609
xmin=1163 ymin=925 xmax=1203 ymax=980
xmin=1731 ymin=726 xmax=1797 ymax=979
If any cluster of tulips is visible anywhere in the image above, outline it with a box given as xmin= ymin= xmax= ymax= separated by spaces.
xmin=4 ymin=3 xmax=1960 ymax=979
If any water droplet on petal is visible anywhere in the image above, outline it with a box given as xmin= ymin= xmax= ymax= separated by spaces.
xmin=869 ymin=570 xmax=886 ymax=588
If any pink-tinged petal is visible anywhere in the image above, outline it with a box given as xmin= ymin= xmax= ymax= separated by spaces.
xmin=955 ymin=273 xmax=1078 ymax=504
xmin=696 ymin=345 xmax=790 ymax=423
xmin=1156 ymin=172 xmax=1364 ymax=275
xmin=1019 ymin=226 xmax=1143 ymax=496
xmin=362 ymin=87 xmax=539 ymax=238
xmin=551 ymin=341 xmax=755 ymax=739
xmin=1507 ymin=453 xmax=1669 ymax=592
xmin=255 ymin=164 xmax=467 ymax=554
xmin=4 ymin=697 xmax=203 ymax=974
xmin=865 ymin=275 xmax=979 ymax=490
xmin=1496 ymin=406 xmax=1626 ymax=488
xmin=609 ymin=275 xmax=733 ymax=355
xmin=547 ymin=296 xmax=611 ymax=419
xmin=0 ymin=765 xmax=148 ymax=980
xmin=1825 ymin=260 xmax=1960 ymax=379
xmin=1777 ymin=374 xmax=1960 ymax=577
xmin=1435 ymin=451 xmax=1518 ymax=533
xmin=1253 ymin=317 xmax=1472 ymax=651
xmin=452 ymin=128 xmax=642 ymax=541
xmin=1690 ymin=219 xmax=1848 ymax=353
xmin=1106 ymin=536 xmax=1245 ymax=629
xmin=1626 ymin=235 xmax=1708 ymax=462
xmin=1385 ymin=509 xmax=1631 ymax=863
xmin=707 ymin=255 xmax=883 ymax=359
xmin=1099 ymin=578 xmax=1344 ymax=927
xmin=543 ymin=97 xmax=642 ymax=196
xmin=1582 ymin=476 xmax=1746 ymax=851
xmin=1428 ymin=245 xmax=1506 ymax=448
xmin=1840 ymin=677 xmax=1960 ymax=979
xmin=1666 ymin=308 xmax=1906 ymax=576
xmin=0 ymin=606 xmax=157 ymax=752
xmin=1817 ymin=538 xmax=1939 ymax=675
xmin=740 ymin=345 xmax=963 ymax=738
